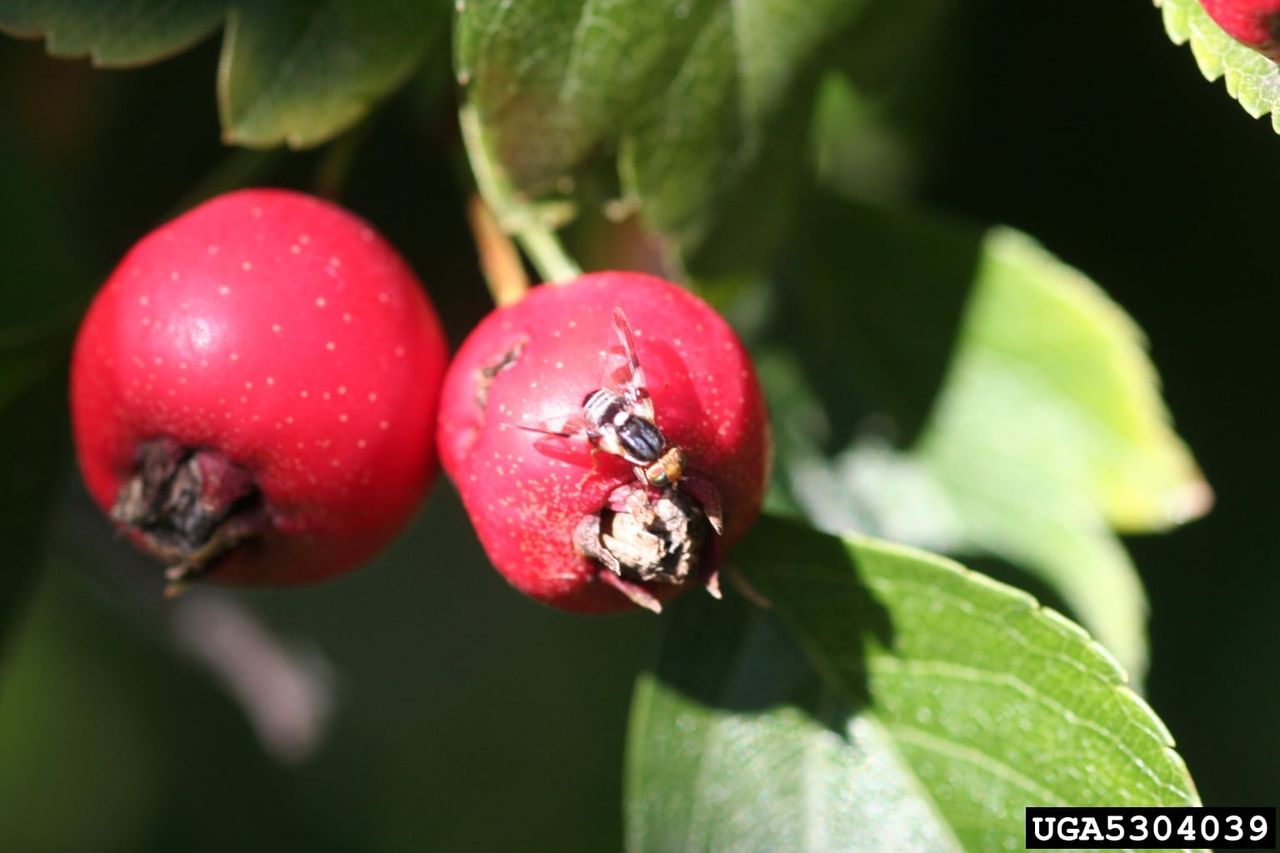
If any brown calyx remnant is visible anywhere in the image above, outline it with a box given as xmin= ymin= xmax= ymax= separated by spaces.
xmin=112 ymin=437 xmax=267 ymax=594
xmin=574 ymin=483 xmax=715 ymax=613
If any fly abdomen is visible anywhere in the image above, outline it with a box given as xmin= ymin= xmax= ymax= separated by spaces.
xmin=583 ymin=388 xmax=623 ymax=425
xmin=616 ymin=416 xmax=666 ymax=463
xmin=583 ymin=387 xmax=667 ymax=464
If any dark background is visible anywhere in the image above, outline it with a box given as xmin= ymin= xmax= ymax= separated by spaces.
xmin=1 ymin=1 xmax=1276 ymax=849
xmin=922 ymin=1 xmax=1280 ymax=807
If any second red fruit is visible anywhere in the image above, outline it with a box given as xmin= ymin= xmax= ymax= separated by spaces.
xmin=438 ymin=272 xmax=770 ymax=614
xmin=71 ymin=189 xmax=448 ymax=588
xmin=1200 ymin=0 xmax=1280 ymax=60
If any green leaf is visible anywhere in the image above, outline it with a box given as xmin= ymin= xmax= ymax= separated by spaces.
xmin=627 ymin=518 xmax=1201 ymax=851
xmin=455 ymin=0 xmax=869 ymax=272
xmin=628 ymin=594 xmax=957 ymax=851
xmin=768 ymin=197 xmax=1211 ymax=679
xmin=0 ymin=0 xmax=446 ymax=148
xmin=219 ymin=0 xmax=444 ymax=148
xmin=1158 ymin=0 xmax=1280 ymax=132
xmin=0 ymin=0 xmax=223 ymax=65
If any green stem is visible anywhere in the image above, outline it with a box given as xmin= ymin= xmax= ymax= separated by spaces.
xmin=459 ymin=104 xmax=582 ymax=285
xmin=518 ymin=226 xmax=582 ymax=284
xmin=466 ymin=195 xmax=529 ymax=307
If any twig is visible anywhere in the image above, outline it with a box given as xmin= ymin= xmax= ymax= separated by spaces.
xmin=467 ymin=195 xmax=529 ymax=306
xmin=459 ymin=103 xmax=582 ymax=284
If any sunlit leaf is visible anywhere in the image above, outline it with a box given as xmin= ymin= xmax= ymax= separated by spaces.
xmin=1158 ymin=0 xmax=1280 ymax=133
xmin=627 ymin=518 xmax=1202 ymax=851
xmin=767 ymin=197 xmax=1211 ymax=679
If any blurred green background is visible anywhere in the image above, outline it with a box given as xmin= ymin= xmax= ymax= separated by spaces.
xmin=0 ymin=1 xmax=1276 ymax=850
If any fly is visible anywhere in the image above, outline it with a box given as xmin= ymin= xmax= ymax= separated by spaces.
xmin=513 ymin=307 xmax=722 ymax=533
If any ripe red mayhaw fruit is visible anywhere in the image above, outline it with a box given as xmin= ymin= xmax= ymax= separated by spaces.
xmin=1200 ymin=0 xmax=1280 ymax=60
xmin=438 ymin=272 xmax=769 ymax=614
xmin=71 ymin=189 xmax=447 ymax=588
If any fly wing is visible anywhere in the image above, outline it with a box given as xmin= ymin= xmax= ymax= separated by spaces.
xmin=506 ymin=411 xmax=591 ymax=439
xmin=608 ymin=307 xmax=655 ymax=419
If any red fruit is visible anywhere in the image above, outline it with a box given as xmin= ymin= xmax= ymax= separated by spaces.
xmin=438 ymin=272 xmax=769 ymax=614
xmin=1200 ymin=0 xmax=1280 ymax=60
xmin=71 ymin=189 xmax=448 ymax=588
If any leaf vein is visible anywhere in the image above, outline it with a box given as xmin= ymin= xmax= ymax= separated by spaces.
xmin=887 ymin=722 xmax=1064 ymax=803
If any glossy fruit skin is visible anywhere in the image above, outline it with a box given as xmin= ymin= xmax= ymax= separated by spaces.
xmin=1200 ymin=0 xmax=1280 ymax=60
xmin=71 ymin=188 xmax=448 ymax=584
xmin=438 ymin=272 xmax=770 ymax=614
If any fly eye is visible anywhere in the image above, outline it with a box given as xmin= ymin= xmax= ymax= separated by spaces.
xmin=648 ymin=467 xmax=669 ymax=486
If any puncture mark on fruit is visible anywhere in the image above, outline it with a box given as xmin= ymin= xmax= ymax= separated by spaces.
xmin=474 ymin=338 xmax=525 ymax=410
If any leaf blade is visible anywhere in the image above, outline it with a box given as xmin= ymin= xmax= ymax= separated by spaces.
xmin=626 ymin=590 xmax=959 ymax=853
xmin=771 ymin=196 xmax=1211 ymax=677
xmin=0 ymin=0 xmax=446 ymax=148
xmin=0 ymin=0 xmax=224 ymax=67
xmin=219 ymin=0 xmax=446 ymax=149
xmin=749 ymin=519 xmax=1201 ymax=845
xmin=456 ymin=0 xmax=870 ymax=271
xmin=1159 ymin=0 xmax=1280 ymax=132
xmin=626 ymin=518 xmax=1202 ymax=852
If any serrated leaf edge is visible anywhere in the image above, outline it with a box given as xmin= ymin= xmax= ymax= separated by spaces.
xmin=1157 ymin=0 xmax=1280 ymax=133
xmin=759 ymin=527 xmax=1201 ymax=807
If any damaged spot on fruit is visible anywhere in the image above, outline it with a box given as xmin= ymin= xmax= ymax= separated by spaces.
xmin=474 ymin=338 xmax=526 ymax=410
xmin=574 ymin=483 xmax=711 ymax=604
xmin=112 ymin=437 xmax=268 ymax=591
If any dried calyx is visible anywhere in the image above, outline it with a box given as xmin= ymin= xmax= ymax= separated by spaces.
xmin=112 ymin=437 xmax=267 ymax=590
xmin=574 ymin=483 xmax=716 ymax=612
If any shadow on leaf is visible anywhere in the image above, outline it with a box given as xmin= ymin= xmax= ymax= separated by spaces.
xmin=651 ymin=514 xmax=893 ymax=722
xmin=773 ymin=193 xmax=981 ymax=448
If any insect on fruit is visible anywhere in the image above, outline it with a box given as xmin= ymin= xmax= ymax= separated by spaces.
xmin=437 ymin=272 xmax=769 ymax=615
xmin=511 ymin=308 xmax=723 ymax=533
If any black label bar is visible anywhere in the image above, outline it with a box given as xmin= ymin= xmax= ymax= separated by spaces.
xmin=1025 ymin=806 xmax=1276 ymax=849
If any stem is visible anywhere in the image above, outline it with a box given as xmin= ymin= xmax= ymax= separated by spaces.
xmin=459 ymin=104 xmax=583 ymax=286
xmin=519 ymin=226 xmax=582 ymax=284
xmin=467 ymin=195 xmax=529 ymax=307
